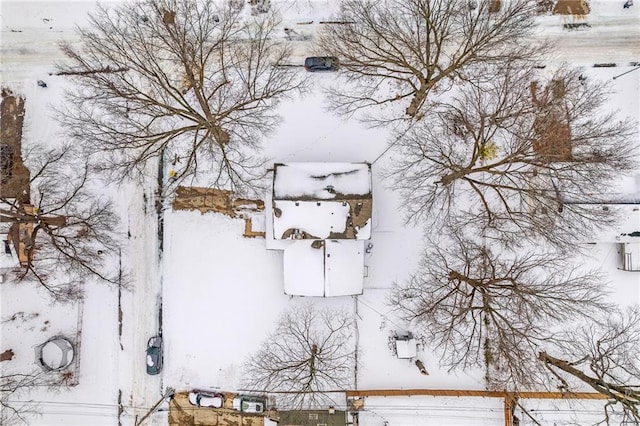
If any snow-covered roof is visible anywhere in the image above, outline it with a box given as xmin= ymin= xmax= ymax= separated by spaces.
xmin=39 ymin=338 xmax=74 ymax=371
xmin=589 ymin=205 xmax=640 ymax=243
xmin=325 ymin=240 xmax=365 ymax=297
xmin=283 ymin=239 xmax=364 ymax=297
xmin=271 ymin=163 xmax=371 ymax=296
xmin=283 ymin=240 xmax=325 ymax=296
xmin=272 ymin=163 xmax=372 ymax=241
xmin=273 ymin=162 xmax=371 ymax=199
xmin=396 ymin=338 xmax=418 ymax=359
xmin=274 ymin=200 xmax=350 ymax=239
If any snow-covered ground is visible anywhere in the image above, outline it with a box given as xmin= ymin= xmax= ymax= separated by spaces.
xmin=1 ymin=1 xmax=639 ymax=426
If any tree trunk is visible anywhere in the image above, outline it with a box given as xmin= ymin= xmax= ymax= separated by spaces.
xmin=415 ymin=359 xmax=429 ymax=375
xmin=538 ymin=351 xmax=640 ymax=404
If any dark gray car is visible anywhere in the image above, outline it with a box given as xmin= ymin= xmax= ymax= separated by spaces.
xmin=304 ymin=56 xmax=339 ymax=72
xmin=146 ymin=336 xmax=163 ymax=375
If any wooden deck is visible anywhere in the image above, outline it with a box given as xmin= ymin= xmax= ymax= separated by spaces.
xmin=172 ymin=187 xmax=264 ymax=218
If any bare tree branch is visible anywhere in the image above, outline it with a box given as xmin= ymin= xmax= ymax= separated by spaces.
xmin=1 ymin=368 xmax=71 ymax=425
xmin=317 ymin=0 xmax=544 ymax=123
xmin=243 ymin=304 xmax=355 ymax=409
xmin=390 ymin=229 xmax=609 ymax=390
xmin=387 ymin=64 xmax=638 ymax=248
xmin=539 ymin=307 xmax=640 ymax=425
xmin=57 ymin=0 xmax=307 ymax=195
xmin=1 ymin=144 xmax=120 ymax=301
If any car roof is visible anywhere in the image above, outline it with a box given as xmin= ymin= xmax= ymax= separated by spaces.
xmin=191 ymin=390 xmax=222 ymax=397
xmin=147 ymin=336 xmax=162 ymax=346
xmin=234 ymin=394 xmax=265 ymax=401
xmin=306 ymin=56 xmax=335 ymax=63
xmin=189 ymin=392 xmax=222 ymax=405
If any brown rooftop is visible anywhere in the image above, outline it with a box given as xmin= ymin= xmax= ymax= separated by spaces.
xmin=530 ymin=80 xmax=573 ymax=162
xmin=553 ymin=0 xmax=590 ymax=15
xmin=1 ymin=89 xmax=30 ymax=202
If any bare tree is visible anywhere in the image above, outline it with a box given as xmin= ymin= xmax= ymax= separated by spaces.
xmin=243 ymin=304 xmax=355 ymax=409
xmin=539 ymin=307 xmax=640 ymax=425
xmin=57 ymin=0 xmax=306 ymax=195
xmin=388 ymin=64 xmax=638 ymax=248
xmin=0 ymin=368 xmax=72 ymax=425
xmin=317 ymin=0 xmax=542 ymax=122
xmin=390 ymin=230 xmax=609 ymax=390
xmin=1 ymin=370 xmax=47 ymax=425
xmin=0 ymin=144 xmax=119 ymax=301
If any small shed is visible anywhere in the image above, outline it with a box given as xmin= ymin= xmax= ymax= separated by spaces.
xmin=395 ymin=338 xmax=418 ymax=359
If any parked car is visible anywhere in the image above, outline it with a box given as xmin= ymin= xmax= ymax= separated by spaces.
xmin=304 ymin=56 xmax=339 ymax=72
xmin=188 ymin=390 xmax=224 ymax=408
xmin=145 ymin=336 xmax=163 ymax=375
xmin=232 ymin=395 xmax=266 ymax=413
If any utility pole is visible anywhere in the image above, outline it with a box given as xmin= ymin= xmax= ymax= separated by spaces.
xmin=135 ymin=387 xmax=175 ymax=426
xmin=612 ymin=65 xmax=640 ymax=80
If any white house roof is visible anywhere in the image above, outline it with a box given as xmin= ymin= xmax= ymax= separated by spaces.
xmin=273 ymin=162 xmax=371 ymax=199
xmin=272 ymin=163 xmax=372 ymax=241
xmin=324 ymin=239 xmax=365 ymax=297
xmin=270 ymin=162 xmax=372 ymax=297
xmin=273 ymin=200 xmax=351 ymax=239
xmin=283 ymin=240 xmax=325 ymax=297
xmin=283 ymin=240 xmax=364 ymax=297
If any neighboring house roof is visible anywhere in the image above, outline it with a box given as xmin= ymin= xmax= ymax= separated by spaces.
xmin=553 ymin=0 xmax=590 ymax=15
xmin=1 ymin=90 xmax=30 ymax=202
xmin=531 ymin=80 xmax=573 ymax=162
xmin=269 ymin=163 xmax=372 ymax=297
xmin=278 ymin=409 xmax=347 ymax=426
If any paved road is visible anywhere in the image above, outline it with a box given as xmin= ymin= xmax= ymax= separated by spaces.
xmin=2 ymin=17 xmax=638 ymax=80
xmin=118 ymin=172 xmax=165 ymax=424
xmin=536 ymin=16 xmax=640 ymax=64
